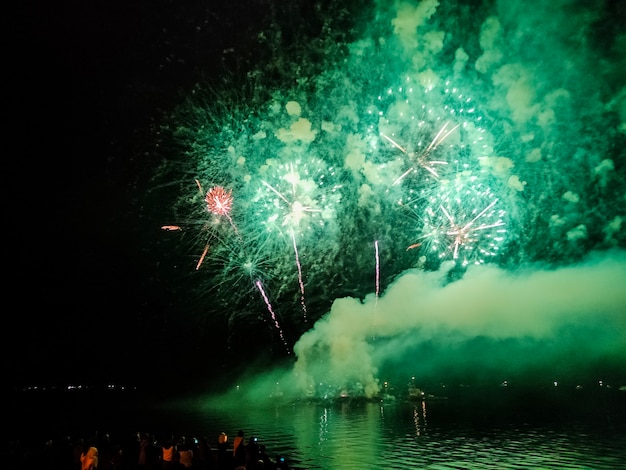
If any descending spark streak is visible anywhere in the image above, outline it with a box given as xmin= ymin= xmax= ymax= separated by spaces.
xmin=196 ymin=242 xmax=210 ymax=270
xmin=374 ymin=240 xmax=380 ymax=302
xmin=383 ymin=121 xmax=459 ymax=186
xmin=255 ymin=280 xmax=290 ymax=353
xmin=261 ymin=175 xmax=320 ymax=320
xmin=291 ymin=230 xmax=307 ymax=322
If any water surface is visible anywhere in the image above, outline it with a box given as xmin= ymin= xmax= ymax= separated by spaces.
xmin=9 ymin=386 xmax=626 ymax=469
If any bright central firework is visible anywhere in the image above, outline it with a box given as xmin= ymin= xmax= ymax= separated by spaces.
xmin=253 ymin=159 xmax=341 ymax=240
xmin=410 ymin=175 xmax=507 ymax=266
xmin=381 ymin=121 xmax=458 ymax=185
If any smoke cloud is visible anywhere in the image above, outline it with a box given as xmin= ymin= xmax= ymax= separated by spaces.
xmin=293 ymin=250 xmax=626 ymax=396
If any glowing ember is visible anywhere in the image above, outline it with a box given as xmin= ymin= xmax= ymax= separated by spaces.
xmin=205 ymin=186 xmax=233 ymax=216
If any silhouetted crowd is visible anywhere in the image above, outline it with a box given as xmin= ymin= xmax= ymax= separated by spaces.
xmin=3 ymin=429 xmax=292 ymax=470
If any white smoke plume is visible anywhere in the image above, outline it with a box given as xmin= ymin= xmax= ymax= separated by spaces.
xmin=293 ymin=250 xmax=626 ymax=396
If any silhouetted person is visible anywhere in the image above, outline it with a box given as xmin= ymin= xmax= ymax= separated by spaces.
xmin=232 ymin=430 xmax=246 ymax=468
xmin=97 ymin=433 xmax=114 ymax=470
xmin=178 ymin=439 xmax=194 ymax=469
xmin=216 ymin=432 xmax=229 ymax=470
xmin=161 ymin=436 xmax=177 ymax=470
xmin=137 ymin=432 xmax=152 ymax=470
xmin=258 ymin=444 xmax=275 ymax=470
xmin=73 ymin=437 xmax=85 ymax=470
xmin=244 ymin=437 xmax=261 ymax=470
xmin=195 ymin=436 xmax=213 ymax=470
xmin=275 ymin=455 xmax=290 ymax=470
xmin=81 ymin=440 xmax=99 ymax=470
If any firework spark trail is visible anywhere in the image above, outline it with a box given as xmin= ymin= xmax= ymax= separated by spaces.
xmin=382 ymin=121 xmax=459 ymax=186
xmin=375 ymin=240 xmax=380 ymax=303
xmin=195 ymin=178 xmax=203 ymax=193
xmin=255 ymin=279 xmax=290 ymax=354
xmin=291 ymin=230 xmax=308 ymax=322
xmin=261 ymin=175 xmax=322 ymax=321
xmin=196 ymin=242 xmax=210 ymax=270
xmin=262 ymin=180 xmax=290 ymax=205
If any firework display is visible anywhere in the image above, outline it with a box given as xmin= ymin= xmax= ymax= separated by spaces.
xmin=153 ymin=1 xmax=625 ymax=396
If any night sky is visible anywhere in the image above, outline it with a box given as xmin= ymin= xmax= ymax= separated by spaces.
xmin=7 ymin=0 xmax=626 ymax=398
xmin=8 ymin=0 xmax=271 ymax=390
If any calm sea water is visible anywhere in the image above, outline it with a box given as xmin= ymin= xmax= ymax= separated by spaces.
xmin=8 ymin=386 xmax=626 ymax=469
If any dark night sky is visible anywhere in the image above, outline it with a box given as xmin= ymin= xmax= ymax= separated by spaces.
xmin=7 ymin=0 xmax=275 ymax=390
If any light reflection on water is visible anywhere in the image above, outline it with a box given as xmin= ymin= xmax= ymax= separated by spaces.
xmin=11 ymin=388 xmax=626 ymax=469
xmin=154 ymin=396 xmax=626 ymax=470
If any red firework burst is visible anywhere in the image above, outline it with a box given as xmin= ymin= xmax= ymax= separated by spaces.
xmin=205 ymin=186 xmax=233 ymax=216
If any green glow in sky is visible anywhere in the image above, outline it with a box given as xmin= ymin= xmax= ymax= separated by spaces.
xmin=157 ymin=0 xmax=626 ymax=396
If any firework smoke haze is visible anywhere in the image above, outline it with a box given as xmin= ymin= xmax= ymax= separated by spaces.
xmin=293 ymin=251 xmax=626 ymax=397
xmin=158 ymin=0 xmax=626 ymax=395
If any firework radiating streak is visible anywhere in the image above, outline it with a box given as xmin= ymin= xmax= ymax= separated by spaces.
xmin=262 ymin=180 xmax=290 ymax=206
xmin=255 ymin=279 xmax=290 ymax=354
xmin=261 ymin=178 xmax=320 ymax=320
xmin=440 ymin=199 xmax=505 ymax=259
xmin=195 ymin=242 xmax=210 ymax=270
xmin=382 ymin=121 xmax=459 ymax=186
xmin=374 ymin=240 xmax=380 ymax=302
xmin=291 ymin=230 xmax=308 ymax=322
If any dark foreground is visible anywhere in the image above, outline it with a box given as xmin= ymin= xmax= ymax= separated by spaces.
xmin=4 ymin=382 xmax=626 ymax=470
